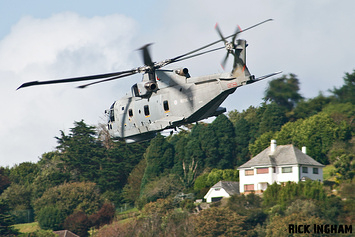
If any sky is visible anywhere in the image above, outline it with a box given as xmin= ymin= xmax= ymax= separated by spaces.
xmin=1 ymin=0 xmax=354 ymax=167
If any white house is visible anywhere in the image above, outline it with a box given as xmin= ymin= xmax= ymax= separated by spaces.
xmin=204 ymin=181 xmax=239 ymax=203
xmin=237 ymin=140 xmax=324 ymax=194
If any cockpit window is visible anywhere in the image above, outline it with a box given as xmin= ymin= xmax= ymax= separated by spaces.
xmin=109 ymin=102 xmax=115 ymax=122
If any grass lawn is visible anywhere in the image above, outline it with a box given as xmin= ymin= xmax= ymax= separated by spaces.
xmin=13 ymin=222 xmax=40 ymax=233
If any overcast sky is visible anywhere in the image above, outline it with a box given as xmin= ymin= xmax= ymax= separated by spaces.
xmin=1 ymin=0 xmax=354 ymax=167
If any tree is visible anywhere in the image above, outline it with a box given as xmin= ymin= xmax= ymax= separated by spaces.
xmin=98 ymin=141 xmax=145 ymax=205
xmin=275 ymin=119 xmax=304 ymax=145
xmin=63 ymin=210 xmax=90 ymax=237
xmin=0 ymin=199 xmax=18 ymax=236
xmin=141 ymin=133 xmax=174 ymax=190
xmin=227 ymin=194 xmax=266 ymax=234
xmin=140 ymin=175 xmax=183 ymax=203
xmin=266 ymin=212 xmax=325 ymax=237
xmin=33 ymin=182 xmax=104 ymax=217
xmin=330 ymin=70 xmax=355 ymax=104
xmin=199 ymin=124 xmax=219 ymax=168
xmin=37 ymin=206 xmax=65 ymax=231
xmin=292 ymin=93 xmax=331 ymax=120
xmin=258 ymin=103 xmax=288 ymax=134
xmin=235 ymin=117 xmax=251 ymax=166
xmin=211 ymin=114 xmax=236 ymax=169
xmin=122 ymin=158 xmax=147 ymax=204
xmin=8 ymin=162 xmax=39 ymax=185
xmin=331 ymin=153 xmax=355 ymax=181
xmin=89 ymin=202 xmax=115 ymax=229
xmin=249 ymin=131 xmax=275 ymax=157
xmin=0 ymin=168 xmax=10 ymax=196
xmin=263 ymin=181 xmax=326 ymax=210
xmin=194 ymin=207 xmax=246 ymax=236
xmin=264 ymin=73 xmax=303 ymax=111
xmin=206 ymin=169 xmax=239 ymax=187
xmin=56 ymin=120 xmax=105 ymax=182
xmin=0 ymin=183 xmax=32 ymax=211
xmin=294 ymin=113 xmax=340 ymax=164
xmin=32 ymin=152 xmax=71 ymax=199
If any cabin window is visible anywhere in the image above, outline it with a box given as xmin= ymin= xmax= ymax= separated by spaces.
xmin=302 ymin=167 xmax=308 ymax=173
xmin=282 ymin=167 xmax=292 ymax=173
xmin=121 ymin=106 xmax=124 ymax=111
xmin=244 ymin=184 xmax=254 ymax=191
xmin=163 ymin=100 xmax=169 ymax=111
xmin=144 ymin=105 xmax=150 ymax=116
xmin=245 ymin=169 xmax=254 ymax=176
xmin=257 ymin=167 xmax=269 ymax=174
xmin=313 ymin=168 xmax=319 ymax=174
xmin=128 ymin=109 xmax=133 ymax=117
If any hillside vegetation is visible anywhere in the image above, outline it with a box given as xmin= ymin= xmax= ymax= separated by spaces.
xmin=0 ymin=71 xmax=354 ymax=236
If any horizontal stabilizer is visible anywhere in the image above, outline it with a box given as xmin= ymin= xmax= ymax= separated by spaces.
xmin=255 ymin=71 xmax=282 ymax=81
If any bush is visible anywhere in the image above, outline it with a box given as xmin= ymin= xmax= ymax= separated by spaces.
xmin=63 ymin=210 xmax=90 ymax=237
xmin=89 ymin=202 xmax=116 ymax=228
xmin=37 ymin=206 xmax=65 ymax=231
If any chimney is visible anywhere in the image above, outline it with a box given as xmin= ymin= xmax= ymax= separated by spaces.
xmin=302 ymin=146 xmax=307 ymax=154
xmin=270 ymin=140 xmax=277 ymax=154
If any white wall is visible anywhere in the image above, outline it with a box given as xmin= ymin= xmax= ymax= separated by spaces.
xmin=204 ymin=188 xmax=230 ymax=203
xmin=239 ymin=165 xmax=323 ymax=193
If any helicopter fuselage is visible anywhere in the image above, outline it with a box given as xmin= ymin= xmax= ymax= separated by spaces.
xmin=107 ymin=68 xmax=253 ymax=143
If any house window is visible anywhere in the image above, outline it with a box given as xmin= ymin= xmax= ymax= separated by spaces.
xmin=257 ymin=167 xmax=269 ymax=174
xmin=273 ymin=167 xmax=276 ymax=173
xmin=282 ymin=167 xmax=292 ymax=173
xmin=244 ymin=184 xmax=254 ymax=191
xmin=128 ymin=109 xmax=133 ymax=117
xmin=313 ymin=168 xmax=319 ymax=174
xmin=163 ymin=100 xmax=169 ymax=111
xmin=302 ymin=167 xmax=308 ymax=173
xmin=245 ymin=169 xmax=254 ymax=176
xmin=144 ymin=105 xmax=150 ymax=116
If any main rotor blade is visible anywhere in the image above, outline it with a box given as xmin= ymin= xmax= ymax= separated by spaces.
xmin=173 ymin=46 xmax=224 ymax=63
xmin=77 ymin=71 xmax=137 ymax=88
xmin=221 ymin=52 xmax=230 ymax=69
xmin=232 ymin=25 xmax=242 ymax=43
xmin=215 ymin=23 xmax=227 ymax=44
xmin=17 ymin=69 xmax=136 ymax=90
xmin=170 ymin=19 xmax=273 ymax=63
xmin=139 ymin=43 xmax=154 ymax=67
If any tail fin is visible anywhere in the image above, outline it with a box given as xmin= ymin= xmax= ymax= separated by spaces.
xmin=232 ymin=39 xmax=251 ymax=78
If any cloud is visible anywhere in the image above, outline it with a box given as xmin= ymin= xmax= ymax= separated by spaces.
xmin=0 ymin=12 xmax=138 ymax=167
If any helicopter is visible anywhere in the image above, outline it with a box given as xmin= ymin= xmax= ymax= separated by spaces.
xmin=17 ymin=19 xmax=281 ymax=143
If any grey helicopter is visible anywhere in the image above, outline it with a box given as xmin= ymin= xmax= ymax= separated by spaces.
xmin=17 ymin=19 xmax=281 ymax=143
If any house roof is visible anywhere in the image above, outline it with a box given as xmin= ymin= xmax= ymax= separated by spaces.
xmin=53 ymin=230 xmax=80 ymax=237
xmin=212 ymin=181 xmax=240 ymax=195
xmin=238 ymin=144 xmax=324 ymax=169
